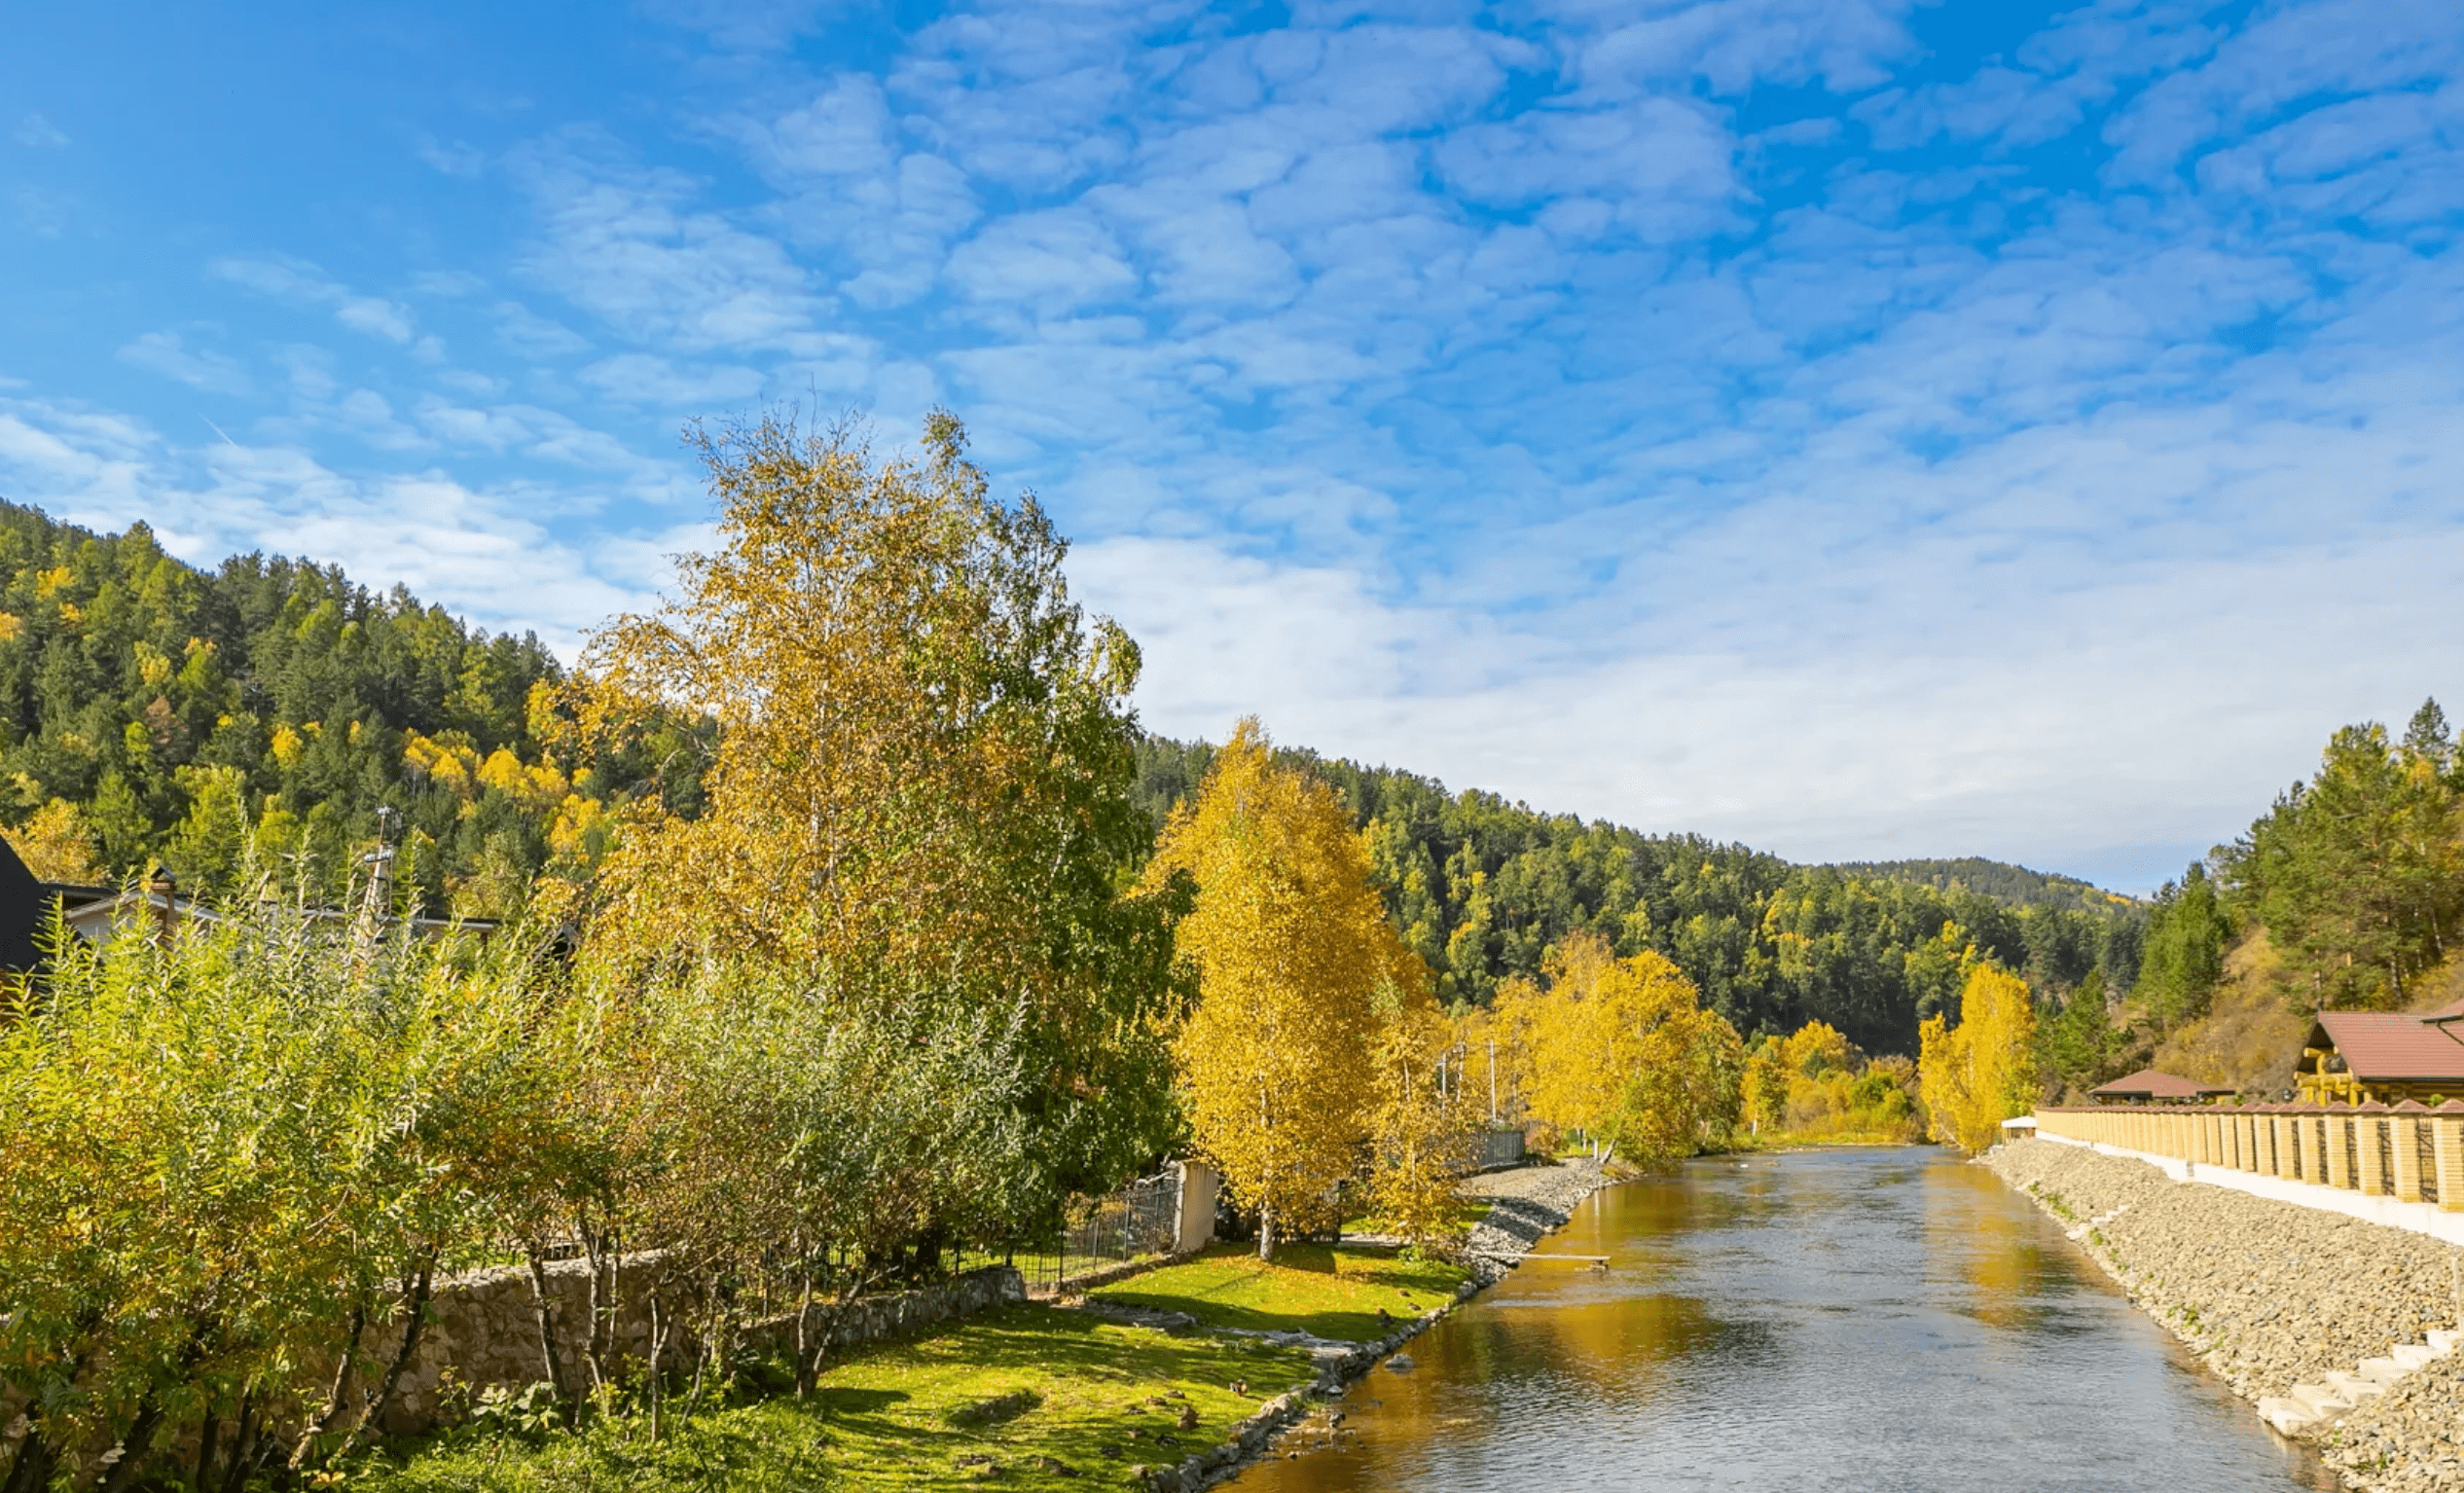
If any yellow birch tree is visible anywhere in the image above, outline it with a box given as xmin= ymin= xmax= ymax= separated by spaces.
xmin=1516 ymin=931 xmax=1743 ymax=1166
xmin=1144 ymin=720 xmax=1420 ymax=1258
xmin=1918 ymin=964 xmax=2040 ymax=1152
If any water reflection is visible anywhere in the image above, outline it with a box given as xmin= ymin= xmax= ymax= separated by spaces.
xmin=1232 ymin=1148 xmax=2333 ymax=1493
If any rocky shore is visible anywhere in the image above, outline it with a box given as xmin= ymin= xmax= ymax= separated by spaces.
xmin=1987 ymin=1138 xmax=2464 ymax=1492
xmin=1130 ymin=1157 xmax=1613 ymax=1492
xmin=1459 ymin=1157 xmax=1612 ymax=1279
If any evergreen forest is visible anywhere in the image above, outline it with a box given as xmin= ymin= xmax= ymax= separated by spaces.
xmin=0 ymin=501 xmax=707 ymax=917
xmin=1135 ymin=740 xmax=2142 ymax=1056
xmin=0 ymin=498 xmax=2142 ymax=1059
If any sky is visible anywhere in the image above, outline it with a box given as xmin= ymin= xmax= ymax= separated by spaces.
xmin=4 ymin=0 xmax=2462 ymax=892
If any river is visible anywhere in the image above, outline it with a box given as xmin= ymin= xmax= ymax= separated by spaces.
xmin=1229 ymin=1147 xmax=2334 ymax=1492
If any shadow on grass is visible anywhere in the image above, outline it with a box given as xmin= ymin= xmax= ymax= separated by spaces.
xmin=349 ymin=1303 xmax=1318 ymax=1493
xmin=1088 ymin=1243 xmax=1468 ymax=1341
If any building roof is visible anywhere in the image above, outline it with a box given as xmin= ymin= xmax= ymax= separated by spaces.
xmin=2306 ymin=1011 xmax=2464 ymax=1082
xmin=2089 ymin=1068 xmax=2235 ymax=1100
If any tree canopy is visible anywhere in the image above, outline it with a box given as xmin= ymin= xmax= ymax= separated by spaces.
xmin=1135 ymin=736 xmax=2142 ymax=1055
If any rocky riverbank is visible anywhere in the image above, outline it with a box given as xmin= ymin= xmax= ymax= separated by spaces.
xmin=1986 ymin=1138 xmax=2464 ymax=1492
xmin=1459 ymin=1156 xmax=1612 ymax=1278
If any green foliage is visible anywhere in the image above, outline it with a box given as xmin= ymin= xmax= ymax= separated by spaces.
xmin=0 ymin=502 xmax=701 ymax=915
xmin=0 ymin=888 xmax=555 ymax=1489
xmin=2034 ymin=968 xmax=2144 ymax=1100
xmin=1829 ymin=856 xmax=2132 ymax=913
xmin=2221 ymin=703 xmax=2464 ymax=1009
xmin=1136 ymin=736 xmax=2142 ymax=1055
xmin=2133 ymin=864 xmax=2231 ymax=1026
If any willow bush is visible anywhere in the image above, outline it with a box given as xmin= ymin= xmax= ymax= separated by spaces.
xmin=0 ymin=893 xmax=556 ymax=1492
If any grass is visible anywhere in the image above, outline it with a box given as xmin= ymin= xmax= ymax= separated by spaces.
xmin=1336 ymin=1197 xmax=1493 ymax=1235
xmin=1085 ymin=1241 xmax=1468 ymax=1341
xmin=349 ymin=1303 xmax=1319 ymax=1493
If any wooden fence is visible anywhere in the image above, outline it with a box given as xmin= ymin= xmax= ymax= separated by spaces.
xmin=2034 ymin=1100 xmax=2464 ymax=1208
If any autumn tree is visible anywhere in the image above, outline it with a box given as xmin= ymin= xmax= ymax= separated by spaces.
xmin=1917 ymin=964 xmax=2039 ymax=1152
xmin=578 ymin=411 xmax=1185 ymax=1240
xmin=1145 ymin=721 xmax=1422 ymax=1259
xmin=1365 ymin=972 xmax=1476 ymax=1252
xmin=0 ymin=889 xmax=553 ymax=1490
xmin=1513 ymin=931 xmax=1744 ymax=1166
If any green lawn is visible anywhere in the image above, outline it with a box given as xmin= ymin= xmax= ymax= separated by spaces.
xmin=1085 ymin=1242 xmax=1469 ymax=1341
xmin=348 ymin=1304 xmax=1317 ymax=1493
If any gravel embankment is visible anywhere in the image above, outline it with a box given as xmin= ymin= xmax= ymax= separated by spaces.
xmin=1986 ymin=1138 xmax=2464 ymax=1491
xmin=1458 ymin=1157 xmax=1610 ymax=1279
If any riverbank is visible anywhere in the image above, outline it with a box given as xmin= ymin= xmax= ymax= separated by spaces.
xmin=1115 ymin=1157 xmax=1615 ymax=1491
xmin=338 ymin=1160 xmax=1615 ymax=1493
xmin=1987 ymin=1138 xmax=2464 ymax=1492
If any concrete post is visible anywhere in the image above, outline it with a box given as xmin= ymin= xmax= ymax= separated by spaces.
xmin=2356 ymin=1105 xmax=2387 ymax=1196
xmin=2434 ymin=1102 xmax=2464 ymax=1211
xmin=2272 ymin=1111 xmax=2298 ymax=1180
xmin=1173 ymin=1159 xmax=1219 ymax=1255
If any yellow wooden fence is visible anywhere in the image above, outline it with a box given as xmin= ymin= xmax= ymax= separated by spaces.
xmin=2033 ymin=1101 xmax=2464 ymax=1209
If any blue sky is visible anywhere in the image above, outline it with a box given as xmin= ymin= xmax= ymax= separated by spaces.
xmin=5 ymin=0 xmax=2462 ymax=891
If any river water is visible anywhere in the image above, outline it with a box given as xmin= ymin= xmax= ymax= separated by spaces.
xmin=1230 ymin=1147 xmax=2334 ymax=1493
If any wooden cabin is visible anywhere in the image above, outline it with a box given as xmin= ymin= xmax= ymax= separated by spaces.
xmin=2088 ymin=1068 xmax=2236 ymax=1105
xmin=2297 ymin=1002 xmax=2464 ymax=1105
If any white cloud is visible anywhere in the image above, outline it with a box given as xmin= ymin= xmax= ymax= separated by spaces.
xmin=512 ymin=144 xmax=826 ymax=350
xmin=0 ymin=395 xmax=648 ymax=655
xmin=209 ymin=255 xmax=422 ymax=346
xmin=1077 ymin=367 xmax=2464 ymax=891
xmin=117 ymin=332 xmax=253 ymax=396
xmin=13 ymin=112 xmax=69 ymax=148
xmin=416 ymin=136 xmax=488 ymax=177
xmin=579 ymin=353 xmax=767 ymax=408
xmin=945 ymin=208 xmax=1139 ymax=313
xmin=493 ymin=301 xmax=593 ymax=359
xmin=338 ymin=297 xmax=417 ymax=344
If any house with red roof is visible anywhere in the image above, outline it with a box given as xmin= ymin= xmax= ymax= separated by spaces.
xmin=2088 ymin=1068 xmax=2236 ymax=1105
xmin=2297 ymin=1000 xmax=2464 ymax=1106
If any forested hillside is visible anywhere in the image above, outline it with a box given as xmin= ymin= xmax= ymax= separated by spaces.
xmin=2122 ymin=701 xmax=2464 ymax=1042
xmin=1135 ymin=737 xmax=2142 ymax=1056
xmin=0 ymin=500 xmax=2142 ymax=1058
xmin=0 ymin=502 xmax=704 ymax=917
xmin=1830 ymin=857 xmax=2131 ymax=914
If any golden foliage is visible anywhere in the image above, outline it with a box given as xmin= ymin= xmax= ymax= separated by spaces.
xmin=1145 ymin=720 xmax=1425 ymax=1257
xmin=1365 ymin=977 xmax=1477 ymax=1252
xmin=577 ymin=412 xmax=1152 ymax=1003
xmin=1918 ymin=964 xmax=2040 ymax=1152
xmin=1501 ymin=930 xmax=1743 ymax=1165
xmin=7 ymin=798 xmax=102 ymax=884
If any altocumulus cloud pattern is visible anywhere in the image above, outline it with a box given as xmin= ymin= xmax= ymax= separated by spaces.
xmin=2 ymin=0 xmax=2462 ymax=888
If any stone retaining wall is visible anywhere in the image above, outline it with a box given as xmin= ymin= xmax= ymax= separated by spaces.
xmin=372 ymin=1258 xmax=1024 ymax=1434
xmin=1988 ymin=1137 xmax=2464 ymax=1492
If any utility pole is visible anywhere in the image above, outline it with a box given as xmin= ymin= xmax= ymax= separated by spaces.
xmin=355 ymin=806 xmax=401 ymax=949
xmin=1488 ymin=1037 xmax=1498 ymax=1126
